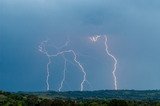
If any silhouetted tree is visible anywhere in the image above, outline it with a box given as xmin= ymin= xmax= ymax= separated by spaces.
xmin=108 ymin=99 xmax=128 ymax=106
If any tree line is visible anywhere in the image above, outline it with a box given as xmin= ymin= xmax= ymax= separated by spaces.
xmin=1 ymin=91 xmax=160 ymax=106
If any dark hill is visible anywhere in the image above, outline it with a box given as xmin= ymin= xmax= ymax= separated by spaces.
xmin=1 ymin=90 xmax=160 ymax=105
xmin=19 ymin=90 xmax=160 ymax=101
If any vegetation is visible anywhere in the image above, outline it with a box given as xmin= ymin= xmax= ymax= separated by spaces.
xmin=1 ymin=90 xmax=160 ymax=106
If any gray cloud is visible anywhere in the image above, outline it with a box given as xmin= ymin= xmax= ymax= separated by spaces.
xmin=1 ymin=0 xmax=160 ymax=91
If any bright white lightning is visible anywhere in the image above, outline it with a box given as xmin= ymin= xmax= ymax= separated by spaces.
xmin=39 ymin=39 xmax=71 ymax=91
xmin=104 ymin=35 xmax=118 ymax=90
xmin=89 ymin=35 xmax=118 ymax=90
xmin=54 ymin=50 xmax=87 ymax=91
xmin=38 ymin=40 xmax=51 ymax=91
xmin=70 ymin=50 xmax=87 ymax=91
xmin=58 ymin=55 xmax=67 ymax=92
xmin=39 ymin=40 xmax=88 ymax=91
xmin=89 ymin=35 xmax=100 ymax=42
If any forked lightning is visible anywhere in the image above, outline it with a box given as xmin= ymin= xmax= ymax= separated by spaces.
xmin=89 ymin=35 xmax=118 ymax=90
xmin=39 ymin=40 xmax=88 ymax=91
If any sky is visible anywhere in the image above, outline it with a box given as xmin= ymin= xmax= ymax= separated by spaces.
xmin=1 ymin=0 xmax=160 ymax=92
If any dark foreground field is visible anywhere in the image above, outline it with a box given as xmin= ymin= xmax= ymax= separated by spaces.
xmin=1 ymin=90 xmax=160 ymax=106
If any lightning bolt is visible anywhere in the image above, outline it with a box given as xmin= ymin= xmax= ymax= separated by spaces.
xmin=104 ymin=35 xmax=118 ymax=90
xmin=70 ymin=50 xmax=87 ymax=91
xmin=58 ymin=55 xmax=67 ymax=92
xmin=90 ymin=35 xmax=118 ymax=90
xmin=39 ymin=39 xmax=88 ymax=91
xmin=56 ymin=50 xmax=87 ymax=91
xmin=89 ymin=35 xmax=100 ymax=42
xmin=38 ymin=40 xmax=51 ymax=91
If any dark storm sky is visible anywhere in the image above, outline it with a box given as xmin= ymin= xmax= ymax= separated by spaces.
xmin=1 ymin=0 xmax=160 ymax=91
